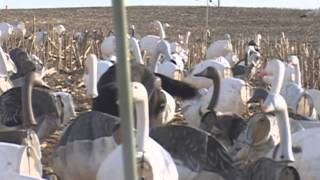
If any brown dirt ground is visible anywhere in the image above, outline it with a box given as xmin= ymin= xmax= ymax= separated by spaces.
xmin=1 ymin=6 xmax=319 ymax=42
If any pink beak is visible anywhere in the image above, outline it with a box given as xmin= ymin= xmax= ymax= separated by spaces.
xmin=261 ymin=104 xmax=273 ymax=113
xmin=255 ymin=70 xmax=269 ymax=78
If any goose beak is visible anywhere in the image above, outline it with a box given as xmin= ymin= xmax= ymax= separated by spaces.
xmin=261 ymin=104 xmax=274 ymax=113
xmin=34 ymin=72 xmax=50 ymax=88
xmin=194 ymin=69 xmax=207 ymax=77
xmin=255 ymin=70 xmax=268 ymax=78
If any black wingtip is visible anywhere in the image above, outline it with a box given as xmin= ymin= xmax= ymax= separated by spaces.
xmin=247 ymin=88 xmax=269 ymax=103
xmin=155 ymin=73 xmax=198 ymax=99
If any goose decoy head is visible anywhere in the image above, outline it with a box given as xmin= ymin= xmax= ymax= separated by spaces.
xmin=194 ymin=66 xmax=220 ymax=80
xmin=152 ymin=20 xmax=162 ymax=27
xmin=132 ymin=81 xmax=149 ymax=103
xmin=259 ymin=59 xmax=285 ymax=95
xmin=194 ymin=66 xmax=221 ymax=110
xmin=163 ymin=23 xmax=170 ymax=28
xmin=287 ymin=55 xmax=299 ymax=66
xmin=129 ymin=25 xmax=135 ymax=37
xmin=248 ymin=40 xmax=257 ymax=46
xmin=156 ymin=40 xmax=172 ymax=57
xmin=224 ymin=33 xmax=231 ymax=40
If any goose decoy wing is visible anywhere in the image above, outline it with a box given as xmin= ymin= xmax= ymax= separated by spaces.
xmin=58 ymin=111 xmax=120 ymax=146
xmin=0 ymin=86 xmax=61 ymax=127
xmin=150 ymin=125 xmax=240 ymax=178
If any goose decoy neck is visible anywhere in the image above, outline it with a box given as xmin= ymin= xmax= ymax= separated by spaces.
xmin=132 ymin=82 xmax=149 ymax=152
xmin=150 ymin=40 xmax=172 ymax=72
xmin=194 ymin=67 xmax=220 ymax=110
xmin=185 ymin=31 xmax=191 ymax=46
xmin=84 ymin=54 xmax=98 ymax=98
xmin=154 ymin=20 xmax=166 ymax=40
xmin=261 ymin=59 xmax=294 ymax=162
xmin=262 ymin=59 xmax=285 ymax=95
xmin=129 ymin=38 xmax=143 ymax=65
xmin=22 ymin=72 xmax=41 ymax=128
xmin=288 ymin=56 xmax=301 ymax=87
xmin=129 ymin=27 xmax=135 ymax=37
xmin=261 ymin=93 xmax=295 ymax=162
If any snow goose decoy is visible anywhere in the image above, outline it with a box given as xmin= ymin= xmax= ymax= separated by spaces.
xmin=0 ymin=72 xmax=46 ymax=179
xmin=232 ymin=44 xmax=262 ymax=80
xmin=152 ymin=39 xmax=185 ymax=80
xmin=282 ymin=56 xmax=319 ymax=120
xmin=257 ymin=59 xmax=295 ymax=162
xmin=0 ymin=22 xmax=13 ymax=46
xmin=193 ymin=66 xmax=247 ymax=149
xmin=97 ymin=82 xmax=178 ymax=180
xmin=182 ymin=65 xmax=251 ymax=131
xmin=140 ymin=20 xmax=169 ymax=60
xmin=0 ymin=46 xmax=16 ymax=94
xmin=100 ymin=31 xmax=116 ymax=60
xmin=206 ymin=33 xmax=233 ymax=59
xmin=183 ymin=56 xmax=231 ymax=89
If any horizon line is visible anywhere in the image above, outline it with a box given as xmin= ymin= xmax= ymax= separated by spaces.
xmin=1 ymin=5 xmax=313 ymax=11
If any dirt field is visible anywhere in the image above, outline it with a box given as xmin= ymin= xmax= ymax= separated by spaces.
xmin=1 ymin=6 xmax=319 ymax=42
xmin=1 ymin=6 xmax=320 ymax=177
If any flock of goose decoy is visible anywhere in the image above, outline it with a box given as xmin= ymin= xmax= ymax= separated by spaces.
xmin=0 ymin=20 xmax=320 ymax=180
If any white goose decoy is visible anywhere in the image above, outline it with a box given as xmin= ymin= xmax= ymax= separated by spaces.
xmin=254 ymin=34 xmax=262 ymax=50
xmin=183 ymin=57 xmax=231 ymax=89
xmin=232 ymin=45 xmax=262 ymax=80
xmin=283 ymin=55 xmax=301 ymax=87
xmin=152 ymin=39 xmax=185 ymax=80
xmin=251 ymin=59 xmax=320 ymax=180
xmin=290 ymin=127 xmax=320 ymax=180
xmin=34 ymin=30 xmax=47 ymax=49
xmin=224 ymin=51 xmax=240 ymax=67
xmin=0 ymin=22 xmax=13 ymax=45
xmin=12 ymin=21 xmax=27 ymax=37
xmin=140 ymin=20 xmax=169 ymax=59
xmin=262 ymin=60 xmax=296 ymax=162
xmin=182 ymin=65 xmax=251 ymax=128
xmin=280 ymin=56 xmax=319 ymax=120
xmin=52 ymin=24 xmax=66 ymax=36
xmin=100 ymin=31 xmax=116 ymax=60
xmin=191 ymin=66 xmax=247 ymax=149
xmin=206 ymin=33 xmax=233 ymax=60
xmin=97 ymin=82 xmax=178 ymax=180
xmin=252 ymin=59 xmax=295 ymax=162
xmin=170 ymin=31 xmax=191 ymax=65
xmin=0 ymin=46 xmax=16 ymax=94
